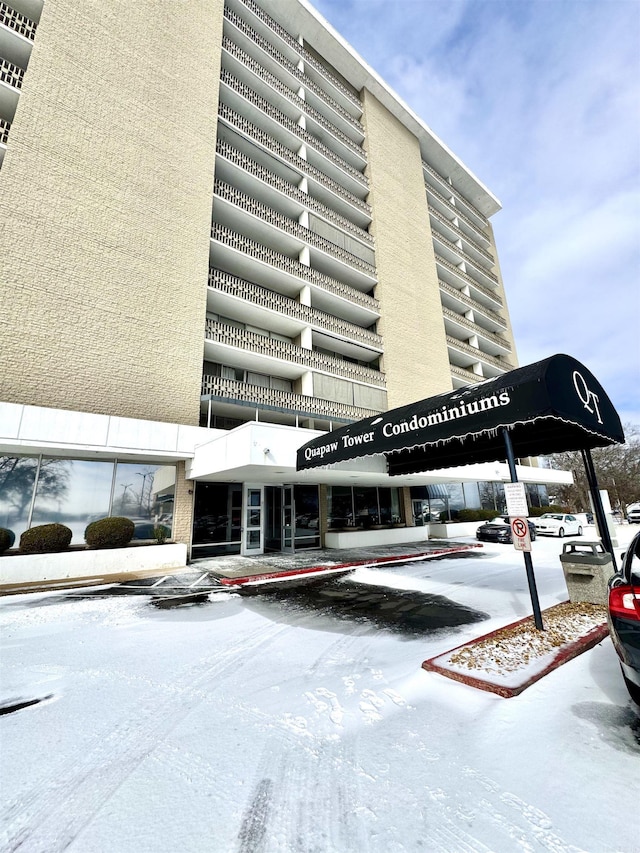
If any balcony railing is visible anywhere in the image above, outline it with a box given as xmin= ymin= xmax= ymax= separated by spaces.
xmin=446 ymin=335 xmax=513 ymax=371
xmin=435 ymin=255 xmax=502 ymax=305
xmin=224 ymin=6 xmax=362 ymax=133
xmin=450 ymin=364 xmax=483 ymax=383
xmin=206 ymin=319 xmax=386 ymax=387
xmin=223 ymin=37 xmax=365 ymax=160
xmin=214 ymin=180 xmax=377 ymax=277
xmin=219 ymin=104 xmax=371 ymax=215
xmin=425 ymin=183 xmax=489 ymax=245
xmin=438 ymin=279 xmax=507 ymax=327
xmin=0 ymin=116 xmax=9 ymax=144
xmin=221 ymin=70 xmax=368 ymax=187
xmin=201 ymin=375 xmax=382 ymax=421
xmin=208 ymin=269 xmax=383 ymax=348
xmin=0 ymin=2 xmax=37 ymax=40
xmin=211 ymin=224 xmax=379 ymax=312
xmin=0 ymin=56 xmax=24 ymax=89
xmin=429 ymin=206 xmax=494 ymax=263
xmin=432 ymin=231 xmax=498 ymax=285
xmin=238 ymin=0 xmax=362 ymax=112
xmin=442 ymin=306 xmax=511 ymax=350
xmin=216 ymin=140 xmax=373 ymax=244
xmin=423 ymin=162 xmax=488 ymax=226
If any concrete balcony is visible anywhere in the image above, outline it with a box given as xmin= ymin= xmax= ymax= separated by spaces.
xmin=218 ymin=103 xmax=371 ymax=227
xmin=223 ymin=5 xmax=363 ymax=143
xmin=220 ymin=70 xmax=368 ymax=198
xmin=425 ymin=183 xmax=490 ymax=247
xmin=0 ymin=54 xmax=23 ymax=88
xmin=222 ymin=36 xmax=366 ymax=169
xmin=446 ymin=335 xmax=514 ymax=376
xmin=208 ymin=269 xmax=383 ymax=353
xmin=450 ymin=364 xmax=483 ymax=388
xmin=431 ymin=231 xmax=499 ymax=288
xmin=210 ymin=224 xmax=379 ymax=327
xmin=423 ymin=161 xmax=489 ymax=230
xmin=216 ymin=138 xmax=373 ymax=248
xmin=438 ymin=279 xmax=507 ymax=332
xmin=442 ymin=307 xmax=512 ymax=356
xmin=435 ymin=255 xmax=502 ymax=310
xmin=231 ymin=0 xmax=363 ymax=118
xmin=429 ymin=206 xmax=494 ymax=264
xmin=213 ymin=180 xmax=376 ymax=290
xmin=201 ymin=375 xmax=381 ymax=426
xmin=204 ymin=319 xmax=386 ymax=387
xmin=0 ymin=2 xmax=37 ymax=40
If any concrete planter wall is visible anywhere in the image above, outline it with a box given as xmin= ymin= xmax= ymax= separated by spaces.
xmin=428 ymin=521 xmax=481 ymax=538
xmin=0 ymin=543 xmax=187 ymax=592
xmin=325 ymin=526 xmax=429 ymax=549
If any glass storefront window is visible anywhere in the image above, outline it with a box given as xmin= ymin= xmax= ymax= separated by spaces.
xmin=113 ymin=463 xmax=176 ymax=539
xmin=31 ymin=459 xmax=113 ymax=544
xmin=0 ymin=455 xmax=39 ymax=544
xmin=293 ymin=485 xmax=320 ymax=548
xmin=327 ymin=486 xmax=353 ymax=529
xmin=328 ymin=486 xmax=404 ymax=529
xmin=354 ymin=486 xmax=379 ymax=527
xmin=0 ymin=455 xmax=177 ymax=546
xmin=192 ymin=482 xmax=242 ymax=556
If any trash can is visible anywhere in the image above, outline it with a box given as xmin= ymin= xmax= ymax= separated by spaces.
xmin=559 ymin=541 xmax=614 ymax=605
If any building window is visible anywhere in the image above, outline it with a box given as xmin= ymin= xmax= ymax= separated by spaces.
xmin=0 ymin=455 xmax=176 ymax=545
xmin=0 ymin=455 xmax=39 ymax=544
xmin=327 ymin=486 xmax=403 ymax=529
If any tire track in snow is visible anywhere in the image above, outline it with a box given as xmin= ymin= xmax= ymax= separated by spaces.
xmin=1 ymin=619 xmax=290 ymax=853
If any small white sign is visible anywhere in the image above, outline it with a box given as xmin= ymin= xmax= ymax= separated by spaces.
xmin=511 ymin=517 xmax=532 ymax=552
xmin=504 ymin=482 xmax=528 ymax=518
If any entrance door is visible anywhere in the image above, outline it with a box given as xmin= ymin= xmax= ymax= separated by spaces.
xmin=282 ymin=485 xmax=294 ymax=553
xmin=242 ymin=485 xmax=264 ymax=555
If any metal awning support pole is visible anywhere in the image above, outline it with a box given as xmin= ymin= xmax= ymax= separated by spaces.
xmin=502 ymin=428 xmax=544 ymax=630
xmin=581 ymin=448 xmax=617 ymax=571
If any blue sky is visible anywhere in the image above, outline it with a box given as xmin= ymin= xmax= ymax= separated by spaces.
xmin=312 ymin=0 xmax=640 ymax=428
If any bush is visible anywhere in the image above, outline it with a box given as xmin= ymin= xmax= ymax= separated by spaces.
xmin=528 ymin=504 xmax=568 ymax=517
xmin=20 ymin=523 xmax=72 ymax=554
xmin=0 ymin=527 xmax=16 ymax=554
xmin=85 ymin=516 xmax=135 ymax=549
xmin=453 ymin=509 xmax=502 ymax=523
xmin=152 ymin=525 xmax=170 ymax=544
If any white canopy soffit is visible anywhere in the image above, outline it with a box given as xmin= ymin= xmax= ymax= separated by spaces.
xmin=297 ymin=354 xmax=625 ymax=476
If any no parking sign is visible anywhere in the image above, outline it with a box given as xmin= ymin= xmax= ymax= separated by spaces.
xmin=511 ymin=517 xmax=532 ymax=552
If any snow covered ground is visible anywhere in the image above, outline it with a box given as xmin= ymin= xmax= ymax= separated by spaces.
xmin=1 ymin=527 xmax=638 ymax=853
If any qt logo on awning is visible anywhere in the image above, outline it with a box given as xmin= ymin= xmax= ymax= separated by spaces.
xmin=573 ymin=370 xmax=602 ymax=424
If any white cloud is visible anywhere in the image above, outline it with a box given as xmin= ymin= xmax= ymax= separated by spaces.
xmin=315 ymin=0 xmax=640 ymax=426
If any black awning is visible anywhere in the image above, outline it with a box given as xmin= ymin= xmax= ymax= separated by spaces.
xmin=296 ymin=354 xmax=624 ymax=475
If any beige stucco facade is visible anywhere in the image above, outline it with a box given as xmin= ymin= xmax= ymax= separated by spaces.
xmin=0 ymin=0 xmax=224 ymax=426
xmin=361 ymin=89 xmax=452 ymax=411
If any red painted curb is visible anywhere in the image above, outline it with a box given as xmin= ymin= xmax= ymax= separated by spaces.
xmin=422 ymin=611 xmax=609 ymax=698
xmin=219 ymin=543 xmax=481 ymax=586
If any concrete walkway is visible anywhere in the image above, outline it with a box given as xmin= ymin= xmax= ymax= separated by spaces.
xmin=191 ymin=540 xmax=480 ymax=584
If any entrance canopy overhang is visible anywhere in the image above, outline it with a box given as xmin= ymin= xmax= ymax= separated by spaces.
xmin=297 ymin=354 xmax=624 ymax=475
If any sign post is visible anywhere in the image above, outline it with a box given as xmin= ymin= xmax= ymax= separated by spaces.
xmin=501 ymin=429 xmax=543 ymax=630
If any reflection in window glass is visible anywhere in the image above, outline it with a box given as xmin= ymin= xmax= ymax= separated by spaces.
xmin=32 ymin=459 xmax=113 ymax=544
xmin=328 ymin=486 xmax=354 ymax=529
xmin=294 ymin=485 xmax=320 ymax=548
xmin=0 ymin=456 xmax=39 ymax=545
xmin=113 ymin=463 xmax=176 ymax=540
xmin=354 ymin=486 xmax=379 ymax=527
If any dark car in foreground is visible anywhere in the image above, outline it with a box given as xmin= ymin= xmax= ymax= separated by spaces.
xmin=608 ymin=530 xmax=640 ymax=705
xmin=476 ymin=517 xmax=536 ymax=544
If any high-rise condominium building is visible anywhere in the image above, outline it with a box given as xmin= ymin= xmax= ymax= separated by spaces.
xmin=0 ymin=0 xmax=565 ymax=561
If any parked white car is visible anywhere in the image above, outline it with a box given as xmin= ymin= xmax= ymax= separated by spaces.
xmin=532 ymin=513 xmax=583 ymax=538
